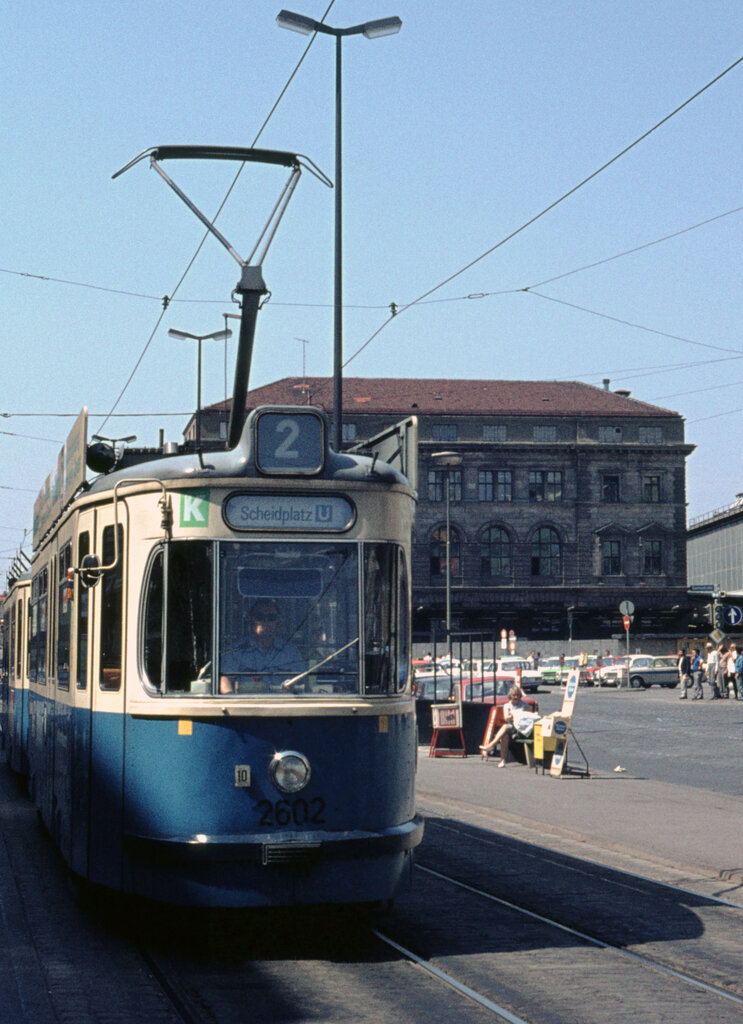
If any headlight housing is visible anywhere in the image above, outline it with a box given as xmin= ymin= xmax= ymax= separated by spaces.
xmin=270 ymin=751 xmax=311 ymax=794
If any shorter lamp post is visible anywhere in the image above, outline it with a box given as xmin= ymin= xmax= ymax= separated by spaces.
xmin=168 ymin=327 xmax=232 ymax=457
xmin=431 ymin=451 xmax=462 ymax=675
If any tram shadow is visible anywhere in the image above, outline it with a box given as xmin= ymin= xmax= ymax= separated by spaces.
xmin=89 ymin=894 xmax=395 ymax=961
xmin=390 ymin=816 xmax=718 ymax=956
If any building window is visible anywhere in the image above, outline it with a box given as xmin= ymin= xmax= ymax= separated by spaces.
xmin=533 ymin=425 xmax=557 ymax=442
xmin=598 ymin=426 xmax=623 ymax=443
xmin=601 ymin=539 xmax=622 ymax=576
xmin=432 ymin=423 xmax=457 ymax=442
xmin=342 ymin=422 xmax=357 ymax=442
xmin=430 ymin=526 xmax=461 ymax=579
xmin=479 ymin=470 xmax=513 ymax=502
xmin=643 ymin=475 xmax=662 ymax=502
xmin=643 ymin=538 xmax=663 ymax=575
xmin=602 ymin=474 xmax=620 ymax=502
xmin=639 ymin=426 xmax=663 ymax=444
xmin=483 ymin=424 xmax=507 ymax=442
xmin=219 ymin=420 xmax=228 ymax=440
xmin=529 ymin=470 xmax=562 ymax=502
xmin=480 ymin=527 xmax=511 ymax=578
xmin=428 ymin=469 xmax=462 ymax=502
xmin=496 ymin=470 xmax=513 ymax=502
xmin=531 ymin=527 xmax=561 ymax=577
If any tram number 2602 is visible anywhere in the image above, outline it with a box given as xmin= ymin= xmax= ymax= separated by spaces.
xmin=256 ymin=797 xmax=326 ymax=827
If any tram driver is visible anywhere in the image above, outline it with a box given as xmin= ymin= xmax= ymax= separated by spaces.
xmin=219 ymin=598 xmax=306 ymax=695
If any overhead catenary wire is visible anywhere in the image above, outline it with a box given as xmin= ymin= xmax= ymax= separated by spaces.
xmin=4 ymin=38 xmax=743 ymax=437
xmin=338 ymin=52 xmax=743 ymax=372
xmin=6 ymin=199 xmax=743 ymax=313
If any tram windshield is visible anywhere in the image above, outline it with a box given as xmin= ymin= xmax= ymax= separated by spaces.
xmin=142 ymin=539 xmax=409 ymax=697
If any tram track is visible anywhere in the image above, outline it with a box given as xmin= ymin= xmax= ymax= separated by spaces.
xmin=381 ymin=814 xmax=743 ymax=1021
xmin=413 ymin=862 xmax=743 ymax=1012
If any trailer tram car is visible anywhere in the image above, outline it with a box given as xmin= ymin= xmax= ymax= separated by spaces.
xmin=1 ymin=572 xmax=31 ymax=775
xmin=13 ymin=145 xmax=423 ymax=907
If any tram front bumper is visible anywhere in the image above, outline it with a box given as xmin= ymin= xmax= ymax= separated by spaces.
xmin=125 ymin=815 xmax=424 ymax=865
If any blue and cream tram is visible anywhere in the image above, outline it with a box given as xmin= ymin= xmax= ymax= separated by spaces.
xmin=18 ymin=145 xmax=423 ymax=906
xmin=1 ymin=572 xmax=31 ymax=774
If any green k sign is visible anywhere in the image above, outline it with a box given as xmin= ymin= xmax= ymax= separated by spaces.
xmin=180 ymin=489 xmax=210 ymax=528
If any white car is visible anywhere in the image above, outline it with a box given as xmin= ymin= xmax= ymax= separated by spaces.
xmin=601 ymin=654 xmax=679 ymax=689
xmin=497 ymin=656 xmax=541 ymax=694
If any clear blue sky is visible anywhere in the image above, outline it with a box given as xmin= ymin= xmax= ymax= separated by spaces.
xmin=2 ymin=0 xmax=743 ymax=570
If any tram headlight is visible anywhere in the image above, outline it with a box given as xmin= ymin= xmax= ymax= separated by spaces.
xmin=269 ymin=751 xmax=311 ymax=794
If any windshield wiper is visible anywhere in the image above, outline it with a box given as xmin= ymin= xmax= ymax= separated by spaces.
xmin=281 ymin=638 xmax=359 ymax=692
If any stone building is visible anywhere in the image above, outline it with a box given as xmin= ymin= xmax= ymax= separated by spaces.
xmin=192 ymin=377 xmax=694 ymax=641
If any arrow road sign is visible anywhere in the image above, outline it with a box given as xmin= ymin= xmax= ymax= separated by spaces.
xmin=724 ymin=605 xmax=743 ymax=627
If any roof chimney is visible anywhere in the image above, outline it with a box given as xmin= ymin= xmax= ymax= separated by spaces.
xmin=602 ymin=378 xmax=610 ymax=391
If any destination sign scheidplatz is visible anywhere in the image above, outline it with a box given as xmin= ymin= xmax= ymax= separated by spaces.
xmin=224 ymin=494 xmax=355 ymax=532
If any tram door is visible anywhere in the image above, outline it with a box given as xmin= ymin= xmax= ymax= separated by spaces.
xmin=68 ymin=513 xmax=94 ymax=877
xmin=86 ymin=507 xmax=128 ymax=887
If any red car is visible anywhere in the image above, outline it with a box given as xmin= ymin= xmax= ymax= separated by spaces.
xmin=463 ymin=676 xmax=539 ymax=730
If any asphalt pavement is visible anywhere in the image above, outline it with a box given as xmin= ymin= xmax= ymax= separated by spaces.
xmin=416 ymin=684 xmax=743 ymax=894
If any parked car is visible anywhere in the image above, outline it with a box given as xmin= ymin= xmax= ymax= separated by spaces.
xmin=413 ymin=672 xmax=455 ymax=701
xmin=497 ymin=656 xmax=541 ymax=693
xmin=596 ymin=655 xmax=627 ymax=686
xmin=601 ymin=654 xmax=679 ymax=689
xmin=463 ymin=677 xmax=539 ymax=724
xmin=538 ymin=656 xmax=567 ymax=685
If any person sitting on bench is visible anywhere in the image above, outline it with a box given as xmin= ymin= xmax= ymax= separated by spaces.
xmin=480 ymin=685 xmax=540 ymax=766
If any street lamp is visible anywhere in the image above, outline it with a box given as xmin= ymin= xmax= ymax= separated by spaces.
xmin=276 ymin=9 xmax=402 ymax=452
xmin=431 ymin=451 xmax=462 ymax=659
xmin=168 ymin=327 xmax=232 ymax=458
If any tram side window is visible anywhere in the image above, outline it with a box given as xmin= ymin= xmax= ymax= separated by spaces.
xmin=8 ymin=609 xmax=15 ymax=684
xmin=29 ymin=567 xmax=48 ymax=685
xmin=77 ymin=533 xmax=89 ymax=689
xmin=3 ymin=612 xmax=10 ymax=685
xmin=166 ymin=542 xmax=212 ymax=692
xmin=142 ymin=542 xmax=212 ymax=694
xmin=15 ymin=600 xmax=23 ymax=681
xmin=363 ymin=544 xmax=409 ymax=695
xmin=100 ymin=525 xmax=124 ymax=691
xmin=397 ymin=547 xmax=410 ymax=692
xmin=143 ymin=549 xmax=163 ymax=689
xmin=57 ymin=544 xmax=72 ymax=689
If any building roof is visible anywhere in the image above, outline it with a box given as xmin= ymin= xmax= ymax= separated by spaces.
xmin=209 ymin=378 xmax=680 ymax=419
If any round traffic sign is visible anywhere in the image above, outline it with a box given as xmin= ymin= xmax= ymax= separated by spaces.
xmin=619 ymin=600 xmax=635 ymax=616
xmin=623 ymin=614 xmax=631 ymax=631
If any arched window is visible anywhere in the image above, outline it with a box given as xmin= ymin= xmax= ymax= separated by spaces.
xmin=430 ymin=526 xmax=461 ymax=579
xmin=531 ymin=526 xmax=561 ymax=577
xmin=480 ymin=526 xmax=511 ymax=578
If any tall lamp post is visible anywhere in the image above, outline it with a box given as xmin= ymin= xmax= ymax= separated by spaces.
xmin=276 ymin=9 xmax=402 ymax=452
xmin=431 ymin=451 xmax=462 ymax=668
xmin=168 ymin=327 xmax=233 ymax=457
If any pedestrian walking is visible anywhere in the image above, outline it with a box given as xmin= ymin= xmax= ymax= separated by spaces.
xmin=734 ymin=645 xmax=743 ymax=701
xmin=690 ymin=647 xmax=704 ymax=699
xmin=705 ymin=643 xmax=721 ymax=699
xmin=717 ymin=643 xmax=729 ymax=699
xmin=678 ymin=650 xmax=691 ymax=698
xmin=725 ymin=645 xmax=738 ymax=698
